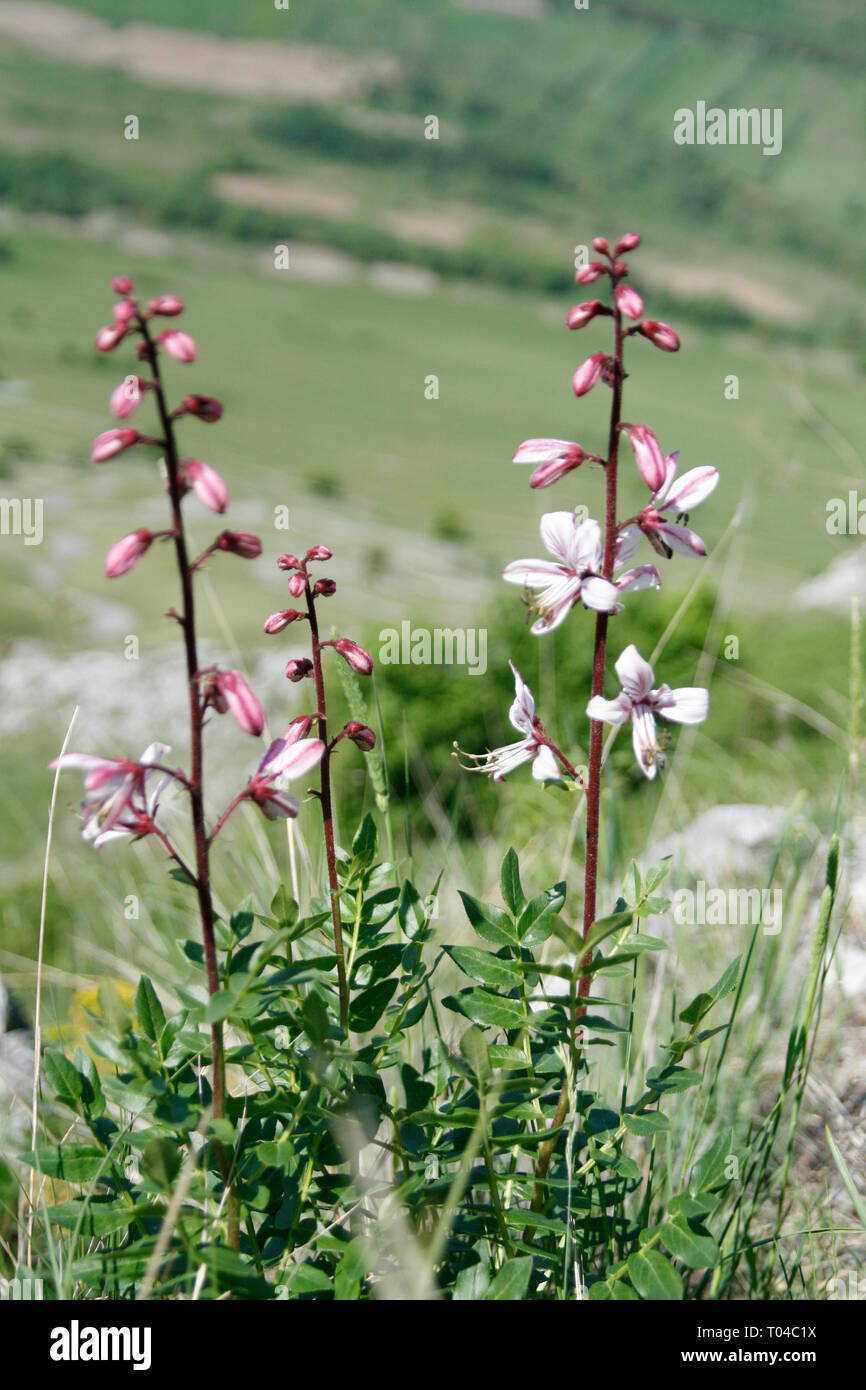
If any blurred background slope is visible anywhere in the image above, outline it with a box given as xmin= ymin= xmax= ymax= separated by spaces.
xmin=0 ymin=0 xmax=863 ymax=997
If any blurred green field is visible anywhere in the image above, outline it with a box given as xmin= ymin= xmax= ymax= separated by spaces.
xmin=0 ymin=0 xmax=862 ymax=981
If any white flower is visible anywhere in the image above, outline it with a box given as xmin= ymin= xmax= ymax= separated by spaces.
xmin=586 ymin=645 xmax=708 ymax=780
xmin=52 ymin=742 xmax=171 ymax=848
xmin=455 ymin=662 xmax=561 ymax=782
xmin=503 ymin=513 xmax=659 ymax=635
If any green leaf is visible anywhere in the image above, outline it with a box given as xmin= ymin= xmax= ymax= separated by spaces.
xmin=460 ymin=1027 xmax=491 ymax=1084
xmin=516 ymin=883 xmax=565 ymax=944
xmin=445 ymin=988 xmax=524 ymax=1031
xmin=486 ymin=1257 xmax=532 ymax=1300
xmin=351 ymin=814 xmax=378 ymax=869
xmin=454 ymin=1262 xmax=491 ymax=1300
xmin=646 ymin=1065 xmax=702 ymax=1095
xmin=689 ymin=1128 xmax=735 ymax=1194
xmin=500 ymin=848 xmax=525 ymax=916
xmin=135 ymin=976 xmax=166 ymax=1044
xmin=588 ymin=1278 xmax=639 ymax=1301
xmin=447 ymin=946 xmax=522 ymax=990
xmin=349 ymin=978 xmax=398 ymax=1033
xmin=43 ymin=1049 xmax=83 ymax=1105
xmin=268 ymin=884 xmax=299 ymax=931
xmin=18 ymin=1145 xmax=120 ymax=1185
xmin=230 ymin=902 xmax=255 ymax=941
xmin=663 ymin=1217 xmax=720 ymax=1269
xmin=623 ymin=1111 xmax=670 ymax=1137
xmin=458 ymin=891 xmax=516 ymax=948
xmin=679 ymin=956 xmax=741 ymax=1026
xmin=626 ymin=1248 xmax=683 ymax=1300
xmin=140 ymin=1137 xmax=181 ymax=1190
xmin=582 ymin=908 xmax=634 ymax=957
xmin=46 ymin=1197 xmax=157 ymax=1239
xmin=826 ymin=1125 xmax=866 ymax=1228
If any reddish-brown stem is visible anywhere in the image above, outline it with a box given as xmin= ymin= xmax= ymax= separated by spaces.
xmin=209 ymin=789 xmax=252 ymax=846
xmin=581 ymin=291 xmax=625 ymax=989
xmin=525 ymin=264 xmax=626 ymax=1237
xmin=541 ymin=737 xmax=586 ymax=788
xmin=137 ymin=315 xmax=226 ymax=1121
xmin=305 ymin=582 xmax=350 ymax=1032
xmin=150 ymin=824 xmax=198 ymax=886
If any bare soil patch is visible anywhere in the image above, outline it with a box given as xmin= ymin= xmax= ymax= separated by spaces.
xmin=0 ymin=3 xmax=399 ymax=102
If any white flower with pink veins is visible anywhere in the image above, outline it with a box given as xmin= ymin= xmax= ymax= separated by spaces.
xmin=503 ymin=512 xmax=660 ymax=635
xmin=455 ymin=661 xmax=561 ymax=782
xmin=586 ymin=644 xmax=709 ymax=780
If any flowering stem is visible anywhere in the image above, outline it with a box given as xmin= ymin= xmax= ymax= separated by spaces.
xmin=582 ymin=292 xmax=624 ymax=982
xmin=137 ymin=316 xmax=227 ymax=1124
xmin=305 ymin=583 xmax=350 ymax=1033
xmin=526 ymin=270 xmax=625 ymax=1236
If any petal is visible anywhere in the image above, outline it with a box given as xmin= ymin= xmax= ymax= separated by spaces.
xmin=615 ymin=526 xmax=642 ymax=567
xmin=573 ymin=518 xmax=603 ymax=572
xmin=657 ymin=686 xmax=709 ymax=725
xmin=529 ymin=595 xmax=577 ymax=634
xmin=513 ymin=438 xmax=581 ymax=466
xmin=656 ymin=521 xmax=707 ymax=557
xmin=631 ymin=706 xmax=659 ymax=779
xmin=580 ymin=576 xmax=621 ymax=612
xmin=502 ymin=558 xmax=564 ymax=588
xmin=539 ymin=511 xmax=580 ymax=565
xmin=615 ymin=645 xmax=655 ymax=700
xmin=531 ymin=744 xmax=561 ymax=781
xmin=139 ymin=742 xmax=170 ymax=767
xmin=661 ymin=465 xmax=718 ymax=512
xmin=616 ymin=564 xmax=661 ymax=592
xmin=653 ymin=452 xmax=680 ymax=504
xmin=508 ymin=661 xmax=536 ymax=733
xmin=50 ymin=753 xmax=111 ymax=773
xmin=586 ymin=693 xmax=631 ymax=726
xmin=272 ymin=737 xmax=326 ymax=780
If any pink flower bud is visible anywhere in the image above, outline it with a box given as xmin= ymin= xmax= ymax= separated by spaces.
xmin=92 ymin=428 xmax=139 ymax=462
xmin=638 ymin=319 xmax=680 ymax=352
xmin=148 ymin=295 xmax=184 ymax=317
xmin=344 ymin=720 xmax=376 ymax=752
xmin=614 ymin=284 xmax=644 ymax=320
xmin=575 ymin=262 xmax=605 ymax=285
xmin=334 ymin=638 xmax=373 ymax=676
xmin=111 ymin=276 xmax=133 ymax=295
xmin=628 ymin=425 xmax=667 ymax=492
xmin=217 ymin=530 xmax=261 ymax=558
xmin=591 ymin=236 xmax=609 ymax=254
xmin=181 ymin=394 xmax=223 ymax=422
xmin=572 ymin=352 xmax=607 ymax=397
xmin=566 ymin=299 xmax=603 ymax=331
xmin=313 ymin=578 xmax=336 ymax=597
xmin=287 ymin=571 xmax=306 ymax=597
xmin=95 ymin=323 xmax=128 ymax=353
xmin=264 ymin=609 xmax=301 ymax=633
xmin=305 ymin=546 xmax=332 ymax=562
xmin=104 ymin=529 xmax=153 ymax=578
xmin=218 ymin=671 xmax=264 ymax=736
xmin=110 ymin=376 xmax=143 ymax=420
xmin=284 ymin=715 xmax=313 ymax=742
xmin=277 ymin=554 xmax=301 ymax=571
xmin=513 ymin=438 xmax=586 ymax=489
xmin=184 ymin=459 xmax=229 ymax=513
xmin=159 ymin=330 xmax=196 ymax=363
xmin=112 ymin=300 xmax=137 ymax=324
xmin=285 ymin=658 xmax=314 ymax=683
xmin=614 ymin=232 xmax=641 ymax=255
